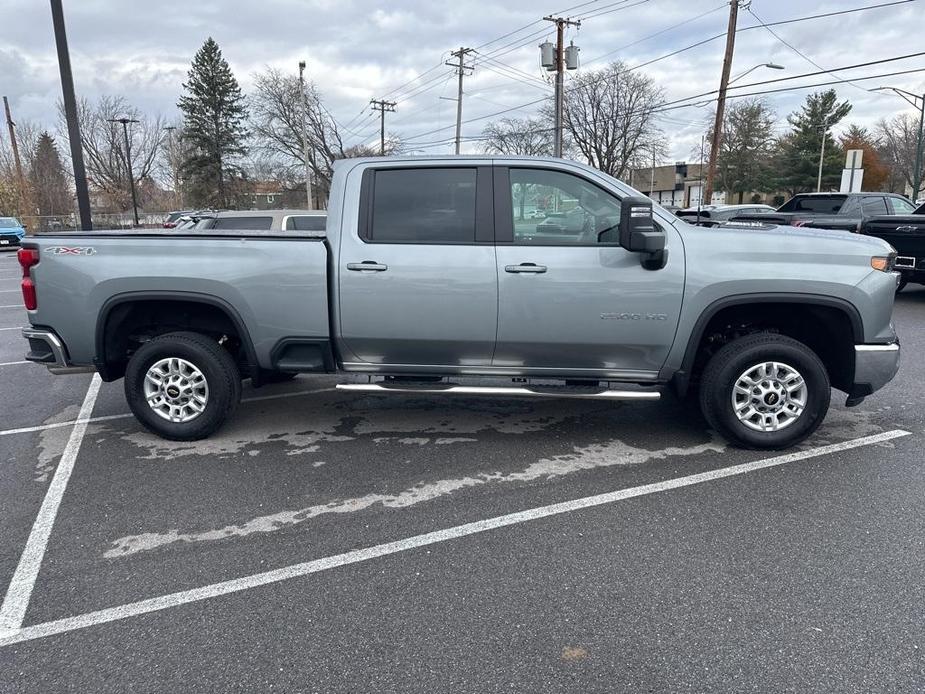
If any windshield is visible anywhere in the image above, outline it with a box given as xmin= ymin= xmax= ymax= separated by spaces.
xmin=0 ymin=217 xmax=21 ymax=228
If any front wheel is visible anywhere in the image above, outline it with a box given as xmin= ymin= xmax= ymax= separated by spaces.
xmin=124 ymin=331 xmax=242 ymax=441
xmin=698 ymin=333 xmax=830 ymax=449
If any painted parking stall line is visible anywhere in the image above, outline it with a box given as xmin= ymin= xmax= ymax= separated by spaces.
xmin=0 ymin=375 xmax=102 ymax=635
xmin=0 ymin=428 xmax=910 ymax=648
xmin=0 ymin=387 xmax=335 ymax=438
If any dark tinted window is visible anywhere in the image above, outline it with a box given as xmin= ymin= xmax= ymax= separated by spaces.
xmin=211 ymin=216 xmax=273 ymax=230
xmin=285 ymin=215 xmax=327 ymax=231
xmin=861 ymin=197 xmax=888 ymax=215
xmin=778 ymin=196 xmax=847 ymax=214
xmin=371 ymin=168 xmax=477 ymax=243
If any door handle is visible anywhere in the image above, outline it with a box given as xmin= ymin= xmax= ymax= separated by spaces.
xmin=505 ymin=263 xmax=547 ymax=274
xmin=346 ymin=261 xmax=388 ymax=272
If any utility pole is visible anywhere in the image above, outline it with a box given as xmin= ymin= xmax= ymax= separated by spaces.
xmin=649 ymin=149 xmax=656 ymax=197
xmin=2 ymin=96 xmax=27 ymax=221
xmin=542 ymin=16 xmax=581 ymax=158
xmin=370 ymin=99 xmax=396 ymax=156
xmin=50 ymin=0 xmax=92 ymax=231
xmin=163 ymin=125 xmax=181 ymax=210
xmin=109 ymin=117 xmax=140 ymax=226
xmin=702 ymin=0 xmax=742 ymax=207
xmin=445 ymin=47 xmax=474 ymax=155
xmin=298 ymin=61 xmax=314 ymax=209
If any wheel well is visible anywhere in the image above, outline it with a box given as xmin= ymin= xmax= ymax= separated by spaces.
xmin=98 ymin=298 xmax=253 ymax=381
xmin=686 ymin=302 xmax=856 ymax=393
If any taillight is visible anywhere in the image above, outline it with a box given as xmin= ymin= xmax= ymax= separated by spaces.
xmin=18 ymin=247 xmax=38 ymax=310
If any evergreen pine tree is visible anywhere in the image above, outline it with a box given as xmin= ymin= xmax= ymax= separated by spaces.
xmin=773 ymin=90 xmax=851 ymax=195
xmin=30 ymin=132 xmax=71 ymax=220
xmin=177 ymin=37 xmax=248 ymax=207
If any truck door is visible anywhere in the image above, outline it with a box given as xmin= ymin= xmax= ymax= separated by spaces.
xmin=337 ymin=165 xmax=497 ymax=368
xmin=492 ymin=166 xmax=684 ymax=377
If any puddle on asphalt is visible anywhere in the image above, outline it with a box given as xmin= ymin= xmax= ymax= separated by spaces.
xmin=95 ymin=391 xmax=889 ymax=559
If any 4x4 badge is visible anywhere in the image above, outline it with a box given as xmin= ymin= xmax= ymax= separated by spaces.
xmin=46 ymin=246 xmax=96 ymax=255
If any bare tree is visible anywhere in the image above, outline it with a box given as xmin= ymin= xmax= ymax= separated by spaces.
xmin=482 ymin=117 xmax=553 ymax=156
xmin=58 ymin=95 xmax=165 ymax=211
xmin=250 ymin=68 xmax=405 ymax=205
xmin=249 ymin=67 xmax=347 ymax=204
xmin=876 ymin=113 xmax=925 ymax=195
xmin=0 ymin=117 xmax=41 ymax=216
xmin=552 ymin=61 xmax=665 ymax=179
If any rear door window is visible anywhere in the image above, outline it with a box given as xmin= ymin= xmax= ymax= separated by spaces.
xmin=861 ymin=197 xmax=889 ymax=215
xmin=211 ymin=216 xmax=273 ymax=230
xmin=369 ymin=168 xmax=477 ymax=243
xmin=285 ymin=215 xmax=327 ymax=231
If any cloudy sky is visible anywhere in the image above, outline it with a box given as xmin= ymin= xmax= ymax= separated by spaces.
xmin=0 ymin=0 xmax=922 ymax=162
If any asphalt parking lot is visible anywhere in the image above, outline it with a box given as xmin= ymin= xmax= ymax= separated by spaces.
xmin=0 ymin=248 xmax=923 ymax=693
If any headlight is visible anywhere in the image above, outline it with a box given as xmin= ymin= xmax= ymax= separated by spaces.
xmin=870 ymin=254 xmax=896 ymax=272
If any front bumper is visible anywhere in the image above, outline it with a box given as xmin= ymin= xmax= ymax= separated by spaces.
xmin=0 ymin=234 xmax=21 ymax=248
xmin=22 ymin=327 xmax=95 ymax=375
xmin=851 ymin=342 xmax=900 ymax=398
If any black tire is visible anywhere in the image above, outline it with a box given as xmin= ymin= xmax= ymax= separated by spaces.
xmin=124 ymin=331 xmax=241 ymax=441
xmin=698 ymin=333 xmax=830 ymax=450
xmin=896 ymin=278 xmax=907 ymax=293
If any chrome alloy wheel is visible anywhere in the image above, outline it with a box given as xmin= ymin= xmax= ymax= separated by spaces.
xmin=143 ymin=357 xmax=209 ymax=423
xmin=731 ymin=361 xmax=807 ymax=432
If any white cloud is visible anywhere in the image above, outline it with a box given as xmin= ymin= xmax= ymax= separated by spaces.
xmin=0 ymin=0 xmax=922 ymax=163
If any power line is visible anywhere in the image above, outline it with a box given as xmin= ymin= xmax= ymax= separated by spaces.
xmin=578 ymin=0 xmax=651 ymax=21
xmin=656 ymin=66 xmax=925 ymax=115
xmin=745 ymin=7 xmax=870 ymax=93
xmin=660 ymin=50 xmax=925 ymax=110
xmin=583 ymin=3 xmax=727 ymax=65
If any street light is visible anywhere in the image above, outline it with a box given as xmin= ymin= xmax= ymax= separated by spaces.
xmin=298 ymin=60 xmax=314 ymax=210
xmin=703 ymin=62 xmax=784 ymax=206
xmin=870 ymin=86 xmax=925 ymax=201
xmin=816 ymin=115 xmax=835 ymax=193
xmin=108 ymin=117 xmax=140 ymax=226
xmin=729 ymin=62 xmax=785 ymax=85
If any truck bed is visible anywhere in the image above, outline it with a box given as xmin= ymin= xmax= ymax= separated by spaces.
xmin=21 ymin=233 xmax=331 ymax=370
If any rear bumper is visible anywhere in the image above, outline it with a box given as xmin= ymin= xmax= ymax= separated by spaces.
xmin=851 ymin=342 xmax=900 ymax=397
xmin=22 ymin=327 xmax=95 ymax=375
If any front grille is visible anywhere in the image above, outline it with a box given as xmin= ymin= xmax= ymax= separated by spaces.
xmin=865 ymin=232 xmax=925 ymax=258
xmin=0 ymin=233 xmax=20 ymax=246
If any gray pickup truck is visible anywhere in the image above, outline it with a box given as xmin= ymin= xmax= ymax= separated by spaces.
xmin=17 ymin=156 xmax=900 ymax=449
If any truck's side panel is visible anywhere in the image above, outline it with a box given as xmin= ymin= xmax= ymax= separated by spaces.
xmin=26 ymin=235 xmax=330 ymax=369
xmin=660 ymin=223 xmax=898 ymax=378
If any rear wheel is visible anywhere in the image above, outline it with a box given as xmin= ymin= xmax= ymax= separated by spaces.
xmin=896 ymin=278 xmax=908 ymax=293
xmin=699 ymin=333 xmax=830 ymax=449
xmin=124 ymin=331 xmax=241 ymax=441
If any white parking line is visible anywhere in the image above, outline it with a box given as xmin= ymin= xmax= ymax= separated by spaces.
xmin=0 ymin=305 xmax=24 ymax=309
xmin=0 ymin=374 xmax=101 ymax=635
xmin=0 ymin=387 xmax=333 ymax=437
xmin=0 ymin=361 xmax=29 ymax=367
xmin=0 ymin=428 xmax=910 ymax=647
xmin=0 ymin=326 xmax=23 ymax=331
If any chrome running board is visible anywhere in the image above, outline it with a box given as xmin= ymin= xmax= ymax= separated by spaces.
xmin=335 ymin=383 xmax=660 ymax=401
